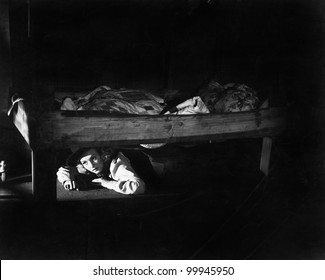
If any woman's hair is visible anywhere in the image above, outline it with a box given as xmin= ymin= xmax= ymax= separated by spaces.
xmin=100 ymin=147 xmax=118 ymax=162
xmin=66 ymin=147 xmax=118 ymax=167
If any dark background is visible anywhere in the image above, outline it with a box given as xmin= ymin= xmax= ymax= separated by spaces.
xmin=12 ymin=0 xmax=325 ymax=99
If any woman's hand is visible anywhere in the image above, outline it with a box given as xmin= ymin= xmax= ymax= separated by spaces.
xmin=92 ymin=178 xmax=117 ymax=190
xmin=56 ymin=167 xmax=78 ymax=191
xmin=56 ymin=167 xmax=70 ymax=184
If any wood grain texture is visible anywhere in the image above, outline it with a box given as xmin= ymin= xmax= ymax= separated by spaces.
xmin=35 ymin=108 xmax=286 ymax=148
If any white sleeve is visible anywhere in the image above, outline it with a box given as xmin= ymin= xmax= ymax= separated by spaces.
xmin=109 ymin=152 xmax=145 ymax=195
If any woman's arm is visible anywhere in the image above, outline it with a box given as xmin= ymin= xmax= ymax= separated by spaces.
xmin=92 ymin=152 xmax=145 ymax=195
xmin=56 ymin=167 xmax=79 ymax=191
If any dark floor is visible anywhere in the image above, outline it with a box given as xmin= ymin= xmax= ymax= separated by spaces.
xmin=0 ymin=138 xmax=324 ymax=260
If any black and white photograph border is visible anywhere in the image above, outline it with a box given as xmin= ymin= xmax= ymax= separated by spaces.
xmin=0 ymin=0 xmax=325 ymax=268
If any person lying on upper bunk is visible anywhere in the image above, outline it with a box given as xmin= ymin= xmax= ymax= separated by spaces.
xmin=56 ymin=147 xmax=145 ymax=195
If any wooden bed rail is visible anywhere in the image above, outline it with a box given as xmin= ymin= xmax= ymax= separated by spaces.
xmin=36 ymin=108 xmax=286 ymax=148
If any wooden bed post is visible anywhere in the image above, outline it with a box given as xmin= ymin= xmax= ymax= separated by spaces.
xmin=260 ymin=136 xmax=272 ymax=176
xmin=258 ymin=98 xmax=273 ymax=176
xmin=31 ymin=148 xmax=57 ymax=201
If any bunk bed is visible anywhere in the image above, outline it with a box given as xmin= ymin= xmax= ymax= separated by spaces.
xmin=8 ymin=88 xmax=286 ymax=201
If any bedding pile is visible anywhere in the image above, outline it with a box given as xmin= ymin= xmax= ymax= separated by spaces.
xmin=199 ymin=80 xmax=259 ymax=113
xmin=60 ymin=85 xmax=165 ymax=115
xmin=60 ymin=82 xmax=259 ymax=115
xmin=60 ymin=85 xmax=211 ymax=115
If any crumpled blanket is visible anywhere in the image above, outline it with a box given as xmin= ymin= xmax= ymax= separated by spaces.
xmin=61 ymin=85 xmax=210 ymax=116
xmin=60 ymin=82 xmax=259 ymax=115
xmin=200 ymin=81 xmax=259 ymax=113
xmin=60 ymin=85 xmax=165 ymax=115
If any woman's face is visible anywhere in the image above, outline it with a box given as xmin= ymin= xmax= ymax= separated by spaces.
xmin=79 ymin=149 xmax=104 ymax=175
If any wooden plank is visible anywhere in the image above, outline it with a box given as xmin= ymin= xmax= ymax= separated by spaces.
xmin=36 ymin=108 xmax=286 ymax=148
xmin=260 ymin=137 xmax=273 ymax=176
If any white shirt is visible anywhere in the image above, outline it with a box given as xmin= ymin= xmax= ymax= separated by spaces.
xmin=107 ymin=152 xmax=145 ymax=195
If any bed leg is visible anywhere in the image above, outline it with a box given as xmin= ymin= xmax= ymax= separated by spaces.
xmin=32 ymin=148 xmax=57 ymax=201
xmin=260 ymin=137 xmax=272 ymax=176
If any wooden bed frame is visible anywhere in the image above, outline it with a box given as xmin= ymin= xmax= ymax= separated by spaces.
xmin=9 ymin=96 xmax=286 ymax=201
